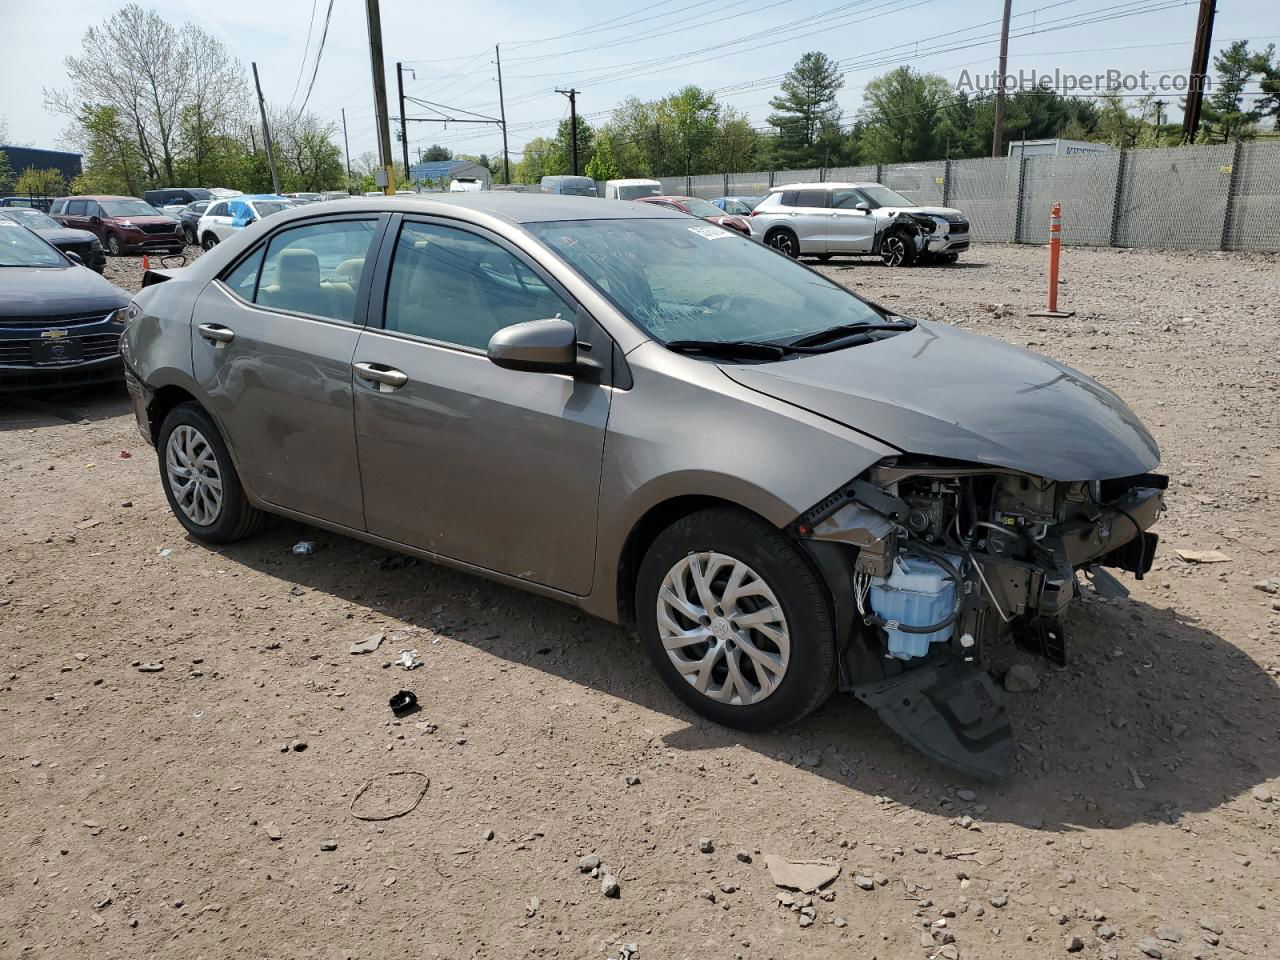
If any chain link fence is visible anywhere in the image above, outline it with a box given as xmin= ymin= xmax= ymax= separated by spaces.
xmin=642 ymin=141 xmax=1280 ymax=251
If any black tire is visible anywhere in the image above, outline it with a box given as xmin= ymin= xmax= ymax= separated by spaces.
xmin=765 ymin=228 xmax=798 ymax=258
xmin=635 ymin=508 xmax=836 ymax=731
xmin=879 ymin=228 xmax=918 ymax=267
xmin=183 ymin=225 xmax=196 ymax=245
xmin=937 ymin=252 xmax=959 ymax=265
xmin=106 ymin=233 xmax=123 ymax=256
xmin=157 ymin=402 xmax=265 ymax=544
xmin=201 ymin=232 xmax=219 ymax=251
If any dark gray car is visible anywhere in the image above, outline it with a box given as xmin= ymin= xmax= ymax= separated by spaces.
xmin=119 ymin=194 xmax=1164 ymax=777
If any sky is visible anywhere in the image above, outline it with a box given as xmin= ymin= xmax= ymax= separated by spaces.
xmin=2 ymin=0 xmax=1277 ymax=169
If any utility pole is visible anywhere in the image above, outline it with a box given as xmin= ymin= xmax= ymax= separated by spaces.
xmin=397 ymin=62 xmax=413 ymax=181
xmin=990 ymin=0 xmax=1013 ymax=157
xmin=556 ymin=88 xmax=580 ymax=176
xmin=251 ymin=62 xmax=281 ymax=195
xmin=1181 ymin=0 xmax=1216 ymax=144
xmin=495 ymin=44 xmax=510 ymax=184
xmin=363 ymin=0 xmax=396 ymax=195
xmin=1153 ymin=98 xmax=1167 ymax=137
xmin=341 ymin=107 xmax=353 ymax=189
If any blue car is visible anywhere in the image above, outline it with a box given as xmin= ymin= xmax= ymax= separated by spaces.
xmin=710 ymin=196 xmax=762 ymax=217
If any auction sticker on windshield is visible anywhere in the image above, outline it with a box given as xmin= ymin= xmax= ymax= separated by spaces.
xmin=688 ymin=224 xmax=733 ymax=239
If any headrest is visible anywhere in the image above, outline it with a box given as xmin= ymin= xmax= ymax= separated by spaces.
xmin=277 ymin=248 xmax=320 ymax=284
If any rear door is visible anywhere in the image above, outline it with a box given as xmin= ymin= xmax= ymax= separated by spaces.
xmin=350 ymin=215 xmax=611 ymax=594
xmin=61 ymin=199 xmax=88 ymax=232
xmin=780 ymin=188 xmax=829 ymax=254
xmin=191 ymin=213 xmax=386 ymax=529
xmin=826 ymin=187 xmax=878 ymax=252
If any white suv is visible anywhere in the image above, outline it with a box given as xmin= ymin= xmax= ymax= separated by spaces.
xmin=196 ymin=195 xmax=295 ymax=250
xmin=748 ymin=182 xmax=970 ymax=266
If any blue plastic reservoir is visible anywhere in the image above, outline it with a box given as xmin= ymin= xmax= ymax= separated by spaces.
xmin=869 ymin=554 xmax=958 ymax=659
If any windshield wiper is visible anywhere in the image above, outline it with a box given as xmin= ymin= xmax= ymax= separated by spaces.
xmin=663 ymin=339 xmax=794 ymax=361
xmin=784 ymin=316 xmax=916 ymax=349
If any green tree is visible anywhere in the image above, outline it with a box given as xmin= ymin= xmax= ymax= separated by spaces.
xmin=1200 ymin=40 xmax=1269 ymax=142
xmin=584 ymin=132 xmax=620 ymax=181
xmin=602 ymin=97 xmax=661 ymax=176
xmin=514 ymin=136 xmax=560 ymax=183
xmin=768 ymin=52 xmax=845 ymax=167
xmin=857 ymin=67 xmax=953 ymax=162
xmin=0 ymin=151 xmax=13 ymax=194
xmin=1258 ymin=45 xmax=1280 ymax=127
xmin=655 ymin=85 xmax=720 ymax=175
xmin=15 ymin=167 xmax=67 ymax=197
xmin=68 ymin=105 xmax=149 ymax=195
xmin=1093 ymin=89 xmax=1149 ymax=148
xmin=550 ymin=115 xmax=595 ymax=175
xmin=421 ymin=144 xmax=453 ymax=162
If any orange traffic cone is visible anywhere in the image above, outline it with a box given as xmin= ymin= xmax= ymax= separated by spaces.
xmin=142 ymin=254 xmax=150 ymax=271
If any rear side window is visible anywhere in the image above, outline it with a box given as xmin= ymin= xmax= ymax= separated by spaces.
xmin=777 ymin=191 xmax=798 ymax=207
xmin=67 ymin=200 xmax=87 ymax=216
xmin=233 ymin=220 xmax=377 ymax=323
xmin=795 ymin=189 xmax=828 ymax=208
xmin=208 ymin=202 xmax=228 ymax=217
xmin=50 ymin=199 xmax=67 ymax=214
xmin=384 ymin=221 xmax=572 ymax=350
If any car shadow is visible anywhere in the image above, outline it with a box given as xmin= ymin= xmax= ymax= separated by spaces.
xmin=0 ymin=382 xmax=131 ymax=432
xmin=219 ymin=519 xmax=1280 ymax=832
xmin=805 ymin=257 xmax=988 ymax=271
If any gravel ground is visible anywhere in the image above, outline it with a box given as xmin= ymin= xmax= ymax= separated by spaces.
xmin=1 ymin=243 xmax=1278 ymax=960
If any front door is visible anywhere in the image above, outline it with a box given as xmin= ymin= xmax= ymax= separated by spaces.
xmin=826 ymin=188 xmax=878 ymax=252
xmin=351 ymin=217 xmax=610 ymax=595
xmin=191 ymin=215 xmax=384 ymax=529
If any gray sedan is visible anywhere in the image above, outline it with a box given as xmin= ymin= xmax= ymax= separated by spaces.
xmin=120 ymin=194 xmax=1165 ymax=777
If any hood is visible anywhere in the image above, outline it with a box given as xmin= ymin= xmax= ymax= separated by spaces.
xmin=722 ymin=320 xmax=1159 ymax=481
xmin=0 ymin=267 xmax=130 ymax=318
xmin=34 ymin=226 xmax=99 ymax=246
xmin=885 ymin=206 xmax=963 ymax=220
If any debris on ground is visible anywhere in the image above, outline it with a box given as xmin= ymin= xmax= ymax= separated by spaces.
xmin=378 ymin=554 xmax=419 ymax=571
xmin=350 ymin=631 xmax=385 ymax=655
xmin=388 ymin=690 xmax=418 ymax=716
xmin=349 ymin=770 xmax=430 ymax=821
xmin=1173 ymin=548 xmax=1232 ymax=563
xmin=763 ymin=854 xmax=841 ymax=892
xmin=601 ymin=873 xmax=620 ymax=898
xmin=136 ymin=662 xmax=163 ymax=673
xmin=397 ymin=649 xmax=422 ymax=670
xmin=1003 ymin=663 xmax=1040 ymax=692
xmin=291 ymin=540 xmax=316 ymax=556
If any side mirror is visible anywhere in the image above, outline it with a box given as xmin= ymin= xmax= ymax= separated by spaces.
xmin=855 ymin=201 xmax=872 ymax=213
xmin=487 ymin=317 xmax=578 ymax=375
xmin=65 ymin=251 xmax=84 ymax=266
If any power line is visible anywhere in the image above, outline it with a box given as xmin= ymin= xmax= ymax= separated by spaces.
xmin=287 ymin=0 xmax=321 ymax=112
xmin=293 ymin=0 xmax=336 ymax=119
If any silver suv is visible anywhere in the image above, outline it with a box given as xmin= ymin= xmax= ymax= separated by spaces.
xmin=749 ymin=182 xmax=970 ymax=266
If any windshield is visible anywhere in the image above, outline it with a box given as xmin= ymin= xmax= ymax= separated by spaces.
xmin=617 ymin=183 xmax=660 ymax=200
xmin=859 ymin=185 xmax=915 ymax=208
xmin=3 ymin=208 xmax=59 ymax=229
xmin=561 ymin=184 xmax=597 ymax=196
xmin=0 ymin=221 xmax=65 ymax=267
xmin=528 ymin=218 xmax=885 ymax=345
xmin=680 ymin=197 xmax=727 ymax=219
xmin=101 ymin=199 xmax=163 ymax=218
xmin=251 ymin=201 xmax=291 ymax=218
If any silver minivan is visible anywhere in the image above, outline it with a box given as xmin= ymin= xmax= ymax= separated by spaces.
xmin=540 ymin=176 xmax=597 ymax=197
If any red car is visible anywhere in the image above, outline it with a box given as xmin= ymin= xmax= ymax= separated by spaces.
xmin=50 ymin=195 xmax=184 ymax=257
xmin=633 ymin=195 xmax=751 ymax=236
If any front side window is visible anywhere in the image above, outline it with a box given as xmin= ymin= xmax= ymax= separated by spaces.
xmin=384 ymin=221 xmax=571 ymax=350
xmin=528 ymin=218 xmax=885 ymax=345
xmin=252 ymin=219 xmax=377 ymax=322
xmin=67 ymin=200 xmax=87 ymax=216
xmin=858 ymin=185 xmax=914 ymax=209
xmin=831 ymin=189 xmax=865 ymax=210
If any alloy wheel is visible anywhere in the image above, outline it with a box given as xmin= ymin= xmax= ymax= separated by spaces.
xmin=768 ymin=232 xmax=797 ymax=257
xmin=107 ymin=234 xmax=122 ymax=256
xmin=201 ymin=234 xmax=218 ymax=250
xmin=656 ymin=551 xmax=791 ymax=706
xmin=881 ymin=235 xmax=907 ymax=266
xmin=165 ymin=424 xmax=224 ymax=526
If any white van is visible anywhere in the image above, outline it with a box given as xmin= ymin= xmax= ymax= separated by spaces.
xmin=603 ymin=178 xmax=662 ymax=201
xmin=449 ymin=177 xmax=486 ymax=193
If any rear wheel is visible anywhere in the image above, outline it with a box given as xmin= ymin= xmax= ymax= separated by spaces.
xmin=158 ymin=403 xmax=265 ymax=544
xmin=636 ymin=508 xmax=836 ymax=731
xmin=879 ymin=229 xmax=917 ymax=267
xmin=765 ymin=228 xmax=798 ymax=258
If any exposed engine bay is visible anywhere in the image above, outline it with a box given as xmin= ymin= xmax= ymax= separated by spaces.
xmin=794 ymin=458 xmax=1167 ymax=779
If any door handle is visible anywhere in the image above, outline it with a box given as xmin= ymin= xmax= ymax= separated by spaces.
xmin=353 ymin=361 xmax=409 ymax=391
xmin=197 ymin=323 xmax=235 ymax=344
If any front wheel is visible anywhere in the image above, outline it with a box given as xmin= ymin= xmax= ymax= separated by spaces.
xmin=879 ymin=229 xmax=918 ymax=267
xmin=183 ymin=225 xmax=196 ymax=245
xmin=158 ymin=403 xmax=265 ymax=544
xmin=106 ymin=233 xmax=123 ymax=256
xmin=636 ymin=508 xmax=836 ymax=731
xmin=201 ymin=233 xmax=219 ymax=251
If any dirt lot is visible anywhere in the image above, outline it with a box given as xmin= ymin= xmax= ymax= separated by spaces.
xmin=2 ymin=243 xmax=1278 ymax=960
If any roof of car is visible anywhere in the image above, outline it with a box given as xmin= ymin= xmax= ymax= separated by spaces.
xmin=275 ymin=193 xmax=685 ymax=225
xmin=768 ymin=182 xmax=879 ymax=191
xmin=72 ymin=195 xmax=142 ymax=201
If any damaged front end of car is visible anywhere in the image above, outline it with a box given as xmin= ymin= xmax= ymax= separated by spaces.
xmin=793 ymin=458 xmax=1166 ymax=779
